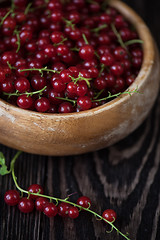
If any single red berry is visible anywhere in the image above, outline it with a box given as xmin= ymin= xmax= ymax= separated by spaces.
xmin=43 ymin=203 xmax=58 ymax=217
xmin=35 ymin=197 xmax=49 ymax=211
xmin=79 ymin=45 xmax=95 ymax=61
xmin=35 ymin=97 xmax=50 ymax=113
xmin=110 ymin=63 xmax=124 ymax=76
xmin=18 ymin=197 xmax=34 ymax=213
xmin=58 ymin=202 xmax=70 ymax=217
xmin=102 ymin=209 xmax=117 ymax=223
xmin=17 ymin=95 xmax=33 ymax=109
xmin=68 ymin=206 xmax=79 ymax=219
xmin=15 ymin=77 xmax=30 ymax=93
xmin=77 ymin=96 xmax=92 ymax=111
xmin=100 ymin=53 xmax=115 ymax=66
xmin=77 ymin=196 xmax=91 ymax=208
xmin=58 ymin=102 xmax=74 ymax=113
xmin=4 ymin=190 xmax=20 ymax=206
xmin=27 ymin=184 xmax=44 ymax=200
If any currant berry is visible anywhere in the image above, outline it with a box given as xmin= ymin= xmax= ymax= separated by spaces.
xmin=18 ymin=197 xmax=34 ymax=213
xmin=17 ymin=95 xmax=33 ymax=109
xmin=79 ymin=45 xmax=95 ymax=61
xmin=102 ymin=209 xmax=117 ymax=223
xmin=4 ymin=190 xmax=20 ymax=206
xmin=58 ymin=202 xmax=70 ymax=217
xmin=58 ymin=102 xmax=74 ymax=113
xmin=27 ymin=184 xmax=44 ymax=200
xmin=68 ymin=206 xmax=79 ymax=219
xmin=77 ymin=196 xmax=91 ymax=208
xmin=35 ymin=97 xmax=50 ymax=113
xmin=35 ymin=197 xmax=49 ymax=211
xmin=77 ymin=96 xmax=92 ymax=111
xmin=43 ymin=203 xmax=58 ymax=217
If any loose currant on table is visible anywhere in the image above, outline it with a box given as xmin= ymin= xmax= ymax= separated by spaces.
xmin=0 ymin=151 xmax=131 ymax=240
xmin=0 ymin=0 xmax=143 ymax=113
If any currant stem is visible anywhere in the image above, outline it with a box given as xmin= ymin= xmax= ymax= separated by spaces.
xmin=24 ymin=3 xmax=33 ymax=15
xmin=0 ymin=9 xmax=13 ymax=26
xmin=111 ymin=23 xmax=127 ymax=50
xmin=125 ymin=39 xmax=143 ymax=46
xmin=82 ymin=34 xmax=89 ymax=45
xmin=92 ymin=88 xmax=139 ymax=102
xmin=3 ymin=86 xmax=47 ymax=98
xmin=20 ymin=67 xmax=60 ymax=76
xmin=91 ymin=24 xmax=108 ymax=33
xmin=14 ymin=29 xmax=21 ymax=53
xmin=56 ymin=97 xmax=76 ymax=106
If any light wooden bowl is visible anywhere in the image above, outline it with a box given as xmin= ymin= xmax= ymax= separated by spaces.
xmin=0 ymin=0 xmax=159 ymax=156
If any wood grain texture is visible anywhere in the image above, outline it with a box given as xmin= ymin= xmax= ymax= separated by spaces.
xmin=0 ymin=0 xmax=160 ymax=240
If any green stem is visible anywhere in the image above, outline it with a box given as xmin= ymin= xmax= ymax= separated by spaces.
xmin=91 ymin=24 xmax=108 ymax=33
xmin=93 ymin=88 xmax=139 ymax=102
xmin=125 ymin=39 xmax=143 ymax=46
xmin=111 ymin=23 xmax=127 ymax=50
xmin=82 ymin=33 xmax=89 ymax=45
xmin=9 ymin=151 xmax=130 ymax=240
xmin=24 ymin=3 xmax=33 ymax=15
xmin=56 ymin=97 xmax=76 ymax=106
xmin=0 ymin=9 xmax=13 ymax=26
xmin=14 ymin=29 xmax=21 ymax=53
xmin=3 ymin=86 xmax=47 ymax=98
xmin=63 ymin=18 xmax=75 ymax=29
xmin=20 ymin=67 xmax=60 ymax=76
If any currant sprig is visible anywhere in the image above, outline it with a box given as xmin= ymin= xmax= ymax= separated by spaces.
xmin=3 ymin=86 xmax=47 ymax=98
xmin=70 ymin=72 xmax=92 ymax=87
xmin=20 ymin=67 xmax=60 ymax=76
xmin=0 ymin=151 xmax=131 ymax=240
xmin=92 ymin=87 xmax=140 ymax=102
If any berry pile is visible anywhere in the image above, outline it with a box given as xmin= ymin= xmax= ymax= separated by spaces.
xmin=0 ymin=0 xmax=143 ymax=113
xmin=4 ymin=184 xmax=116 ymax=222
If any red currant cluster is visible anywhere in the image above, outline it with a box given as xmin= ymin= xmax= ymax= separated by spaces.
xmin=0 ymin=0 xmax=143 ymax=113
xmin=4 ymin=184 xmax=116 ymax=222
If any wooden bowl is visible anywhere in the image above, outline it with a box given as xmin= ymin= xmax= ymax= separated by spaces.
xmin=0 ymin=0 xmax=159 ymax=156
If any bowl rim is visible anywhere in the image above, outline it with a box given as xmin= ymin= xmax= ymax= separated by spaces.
xmin=0 ymin=0 xmax=155 ymax=119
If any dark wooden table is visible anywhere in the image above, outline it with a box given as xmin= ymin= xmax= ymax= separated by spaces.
xmin=0 ymin=0 xmax=160 ymax=240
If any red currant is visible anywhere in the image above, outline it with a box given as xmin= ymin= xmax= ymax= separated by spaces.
xmin=4 ymin=190 xmax=20 ymax=206
xmin=77 ymin=196 xmax=91 ymax=208
xmin=27 ymin=184 xmax=44 ymax=200
xmin=68 ymin=206 xmax=79 ymax=219
xmin=102 ymin=209 xmax=117 ymax=223
xmin=43 ymin=203 xmax=58 ymax=217
xmin=18 ymin=197 xmax=34 ymax=213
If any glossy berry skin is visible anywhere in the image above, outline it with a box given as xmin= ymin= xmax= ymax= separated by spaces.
xmin=68 ymin=206 xmax=79 ymax=219
xmin=58 ymin=202 xmax=70 ymax=217
xmin=27 ymin=184 xmax=44 ymax=200
xmin=77 ymin=196 xmax=91 ymax=208
xmin=4 ymin=190 xmax=20 ymax=206
xmin=35 ymin=97 xmax=50 ymax=113
xmin=79 ymin=45 xmax=95 ymax=61
xmin=17 ymin=95 xmax=33 ymax=109
xmin=15 ymin=77 xmax=30 ymax=93
xmin=18 ymin=197 xmax=34 ymax=213
xmin=35 ymin=197 xmax=48 ymax=211
xmin=58 ymin=102 xmax=74 ymax=113
xmin=43 ymin=203 xmax=58 ymax=217
xmin=77 ymin=96 xmax=92 ymax=111
xmin=102 ymin=209 xmax=117 ymax=223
